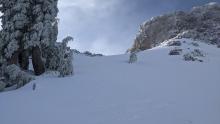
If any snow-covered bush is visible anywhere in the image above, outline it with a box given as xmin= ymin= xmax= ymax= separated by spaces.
xmin=191 ymin=42 xmax=199 ymax=47
xmin=93 ymin=54 xmax=103 ymax=57
xmin=0 ymin=81 xmax=6 ymax=92
xmin=57 ymin=40 xmax=74 ymax=77
xmin=72 ymin=49 xmax=103 ymax=57
xmin=0 ymin=59 xmax=6 ymax=82
xmin=32 ymin=83 xmax=36 ymax=91
xmin=84 ymin=51 xmax=93 ymax=56
xmin=83 ymin=51 xmax=104 ymax=57
xmin=4 ymin=65 xmax=34 ymax=88
xmin=191 ymin=49 xmax=205 ymax=57
xmin=183 ymin=49 xmax=204 ymax=62
xmin=129 ymin=52 xmax=138 ymax=63
xmin=72 ymin=49 xmax=81 ymax=54
xmin=44 ymin=37 xmax=74 ymax=77
xmin=62 ymin=36 xmax=74 ymax=43
xmin=183 ymin=53 xmax=197 ymax=61
xmin=217 ymin=42 xmax=220 ymax=48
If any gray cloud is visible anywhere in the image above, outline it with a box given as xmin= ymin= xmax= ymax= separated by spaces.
xmin=58 ymin=0 xmax=219 ymax=55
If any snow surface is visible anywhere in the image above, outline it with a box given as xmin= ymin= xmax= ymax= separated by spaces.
xmin=0 ymin=39 xmax=220 ymax=124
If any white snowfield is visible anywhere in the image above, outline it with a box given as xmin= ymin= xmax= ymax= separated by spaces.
xmin=0 ymin=39 xmax=220 ymax=124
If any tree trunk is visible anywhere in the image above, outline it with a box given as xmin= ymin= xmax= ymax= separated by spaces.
xmin=32 ymin=46 xmax=45 ymax=75
xmin=19 ymin=50 xmax=29 ymax=70
xmin=7 ymin=52 xmax=19 ymax=65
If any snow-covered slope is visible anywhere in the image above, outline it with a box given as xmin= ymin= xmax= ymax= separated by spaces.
xmin=0 ymin=39 xmax=220 ymax=124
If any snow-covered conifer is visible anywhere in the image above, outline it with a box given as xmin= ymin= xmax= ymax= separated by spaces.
xmin=0 ymin=0 xmax=74 ymax=89
xmin=0 ymin=0 xmax=30 ymax=62
xmin=29 ymin=0 xmax=59 ymax=75
xmin=44 ymin=36 xmax=74 ymax=77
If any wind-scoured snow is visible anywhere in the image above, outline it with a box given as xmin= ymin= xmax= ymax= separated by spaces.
xmin=0 ymin=39 xmax=220 ymax=124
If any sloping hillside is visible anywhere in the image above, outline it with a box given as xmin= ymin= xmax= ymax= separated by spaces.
xmin=0 ymin=38 xmax=220 ymax=124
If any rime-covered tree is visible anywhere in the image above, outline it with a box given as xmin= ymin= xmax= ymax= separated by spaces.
xmin=0 ymin=0 xmax=30 ymax=67
xmin=0 ymin=0 xmax=73 ymax=90
xmin=45 ymin=36 xmax=74 ymax=77
xmin=0 ymin=0 xmax=59 ymax=75
xmin=0 ymin=31 xmax=5 ymax=80
xmin=20 ymin=0 xmax=59 ymax=75
xmin=26 ymin=0 xmax=59 ymax=75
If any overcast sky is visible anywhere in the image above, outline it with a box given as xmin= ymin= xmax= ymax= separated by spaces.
xmin=58 ymin=0 xmax=219 ymax=55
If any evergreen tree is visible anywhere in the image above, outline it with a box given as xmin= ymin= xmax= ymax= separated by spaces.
xmin=45 ymin=36 xmax=74 ymax=77
xmin=0 ymin=0 xmax=59 ymax=75
xmin=28 ymin=0 xmax=59 ymax=75
xmin=0 ymin=0 xmax=30 ymax=66
xmin=0 ymin=0 xmax=74 ymax=90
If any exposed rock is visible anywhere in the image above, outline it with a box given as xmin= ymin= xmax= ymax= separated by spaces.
xmin=129 ymin=2 xmax=220 ymax=52
xmin=167 ymin=40 xmax=182 ymax=46
xmin=169 ymin=48 xmax=182 ymax=55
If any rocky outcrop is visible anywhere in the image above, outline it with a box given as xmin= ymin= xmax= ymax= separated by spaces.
xmin=129 ymin=2 xmax=220 ymax=52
